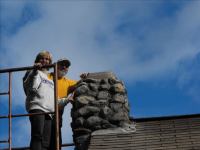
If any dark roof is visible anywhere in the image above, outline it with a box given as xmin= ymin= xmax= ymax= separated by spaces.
xmin=88 ymin=114 xmax=200 ymax=150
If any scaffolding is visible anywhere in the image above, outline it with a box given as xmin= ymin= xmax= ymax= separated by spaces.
xmin=0 ymin=64 xmax=74 ymax=150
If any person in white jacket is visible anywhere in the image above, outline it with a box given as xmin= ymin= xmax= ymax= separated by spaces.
xmin=23 ymin=51 xmax=54 ymax=150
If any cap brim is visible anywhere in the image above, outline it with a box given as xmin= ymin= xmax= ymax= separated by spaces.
xmin=57 ymin=59 xmax=71 ymax=67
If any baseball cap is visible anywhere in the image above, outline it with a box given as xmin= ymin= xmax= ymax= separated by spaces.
xmin=57 ymin=58 xmax=71 ymax=67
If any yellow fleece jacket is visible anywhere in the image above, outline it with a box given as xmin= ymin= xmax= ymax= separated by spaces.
xmin=48 ymin=73 xmax=77 ymax=99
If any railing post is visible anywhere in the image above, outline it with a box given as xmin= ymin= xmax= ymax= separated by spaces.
xmin=8 ymin=72 xmax=12 ymax=150
xmin=53 ymin=63 xmax=60 ymax=150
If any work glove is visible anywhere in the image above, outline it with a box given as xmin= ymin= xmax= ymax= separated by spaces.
xmin=58 ymin=97 xmax=68 ymax=110
xmin=80 ymin=73 xmax=89 ymax=79
xmin=58 ymin=94 xmax=74 ymax=110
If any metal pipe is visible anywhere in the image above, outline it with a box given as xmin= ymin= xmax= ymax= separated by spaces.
xmin=0 ymin=64 xmax=75 ymax=149
xmin=0 ymin=140 xmax=9 ymax=143
xmin=0 ymin=92 xmax=9 ymax=95
xmin=53 ymin=63 xmax=60 ymax=150
xmin=8 ymin=72 xmax=12 ymax=150
xmin=1 ymin=142 xmax=75 ymax=150
xmin=0 ymin=64 xmax=54 ymax=73
xmin=62 ymin=143 xmax=75 ymax=147
xmin=0 ymin=112 xmax=55 ymax=119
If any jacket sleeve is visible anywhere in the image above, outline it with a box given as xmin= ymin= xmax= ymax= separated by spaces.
xmin=68 ymin=79 xmax=77 ymax=94
xmin=23 ymin=70 xmax=41 ymax=95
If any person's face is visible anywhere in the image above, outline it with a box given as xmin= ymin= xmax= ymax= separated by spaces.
xmin=58 ymin=64 xmax=69 ymax=78
xmin=38 ymin=55 xmax=50 ymax=66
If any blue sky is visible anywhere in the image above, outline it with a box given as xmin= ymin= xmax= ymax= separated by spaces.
xmin=1 ymin=0 xmax=200 ymax=149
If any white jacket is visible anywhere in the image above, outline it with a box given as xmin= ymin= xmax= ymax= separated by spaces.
xmin=23 ymin=70 xmax=54 ymax=116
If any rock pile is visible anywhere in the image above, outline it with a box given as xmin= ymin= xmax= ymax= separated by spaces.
xmin=71 ymin=72 xmax=133 ymax=150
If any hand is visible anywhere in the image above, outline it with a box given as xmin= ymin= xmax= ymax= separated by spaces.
xmin=58 ymin=97 xmax=68 ymax=108
xmin=34 ymin=62 xmax=43 ymax=71
xmin=80 ymin=73 xmax=89 ymax=79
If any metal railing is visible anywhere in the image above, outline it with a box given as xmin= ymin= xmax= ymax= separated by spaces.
xmin=0 ymin=64 xmax=74 ymax=150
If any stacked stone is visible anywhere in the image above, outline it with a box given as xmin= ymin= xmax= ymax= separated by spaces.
xmin=71 ymin=72 xmax=131 ymax=150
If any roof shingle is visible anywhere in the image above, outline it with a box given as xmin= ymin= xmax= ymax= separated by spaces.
xmin=88 ymin=114 xmax=200 ymax=150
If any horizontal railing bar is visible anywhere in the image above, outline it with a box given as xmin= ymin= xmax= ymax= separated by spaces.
xmin=0 ymin=140 xmax=9 ymax=143
xmin=3 ymin=148 xmax=29 ymax=150
xmin=0 ymin=64 xmax=55 ymax=73
xmin=1 ymin=142 xmax=75 ymax=150
xmin=0 ymin=112 xmax=55 ymax=119
xmin=62 ymin=143 xmax=75 ymax=147
xmin=0 ymin=92 xmax=9 ymax=95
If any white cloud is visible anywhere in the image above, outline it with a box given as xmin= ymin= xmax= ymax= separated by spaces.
xmin=176 ymin=53 xmax=200 ymax=103
xmin=2 ymin=1 xmax=199 ymax=82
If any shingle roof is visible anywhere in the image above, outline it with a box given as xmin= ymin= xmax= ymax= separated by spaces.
xmin=88 ymin=114 xmax=200 ymax=150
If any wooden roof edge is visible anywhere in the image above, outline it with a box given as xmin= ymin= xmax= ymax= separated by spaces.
xmin=130 ymin=113 xmax=200 ymax=122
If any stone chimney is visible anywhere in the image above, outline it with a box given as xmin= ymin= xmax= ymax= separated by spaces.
xmin=71 ymin=72 xmax=135 ymax=150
